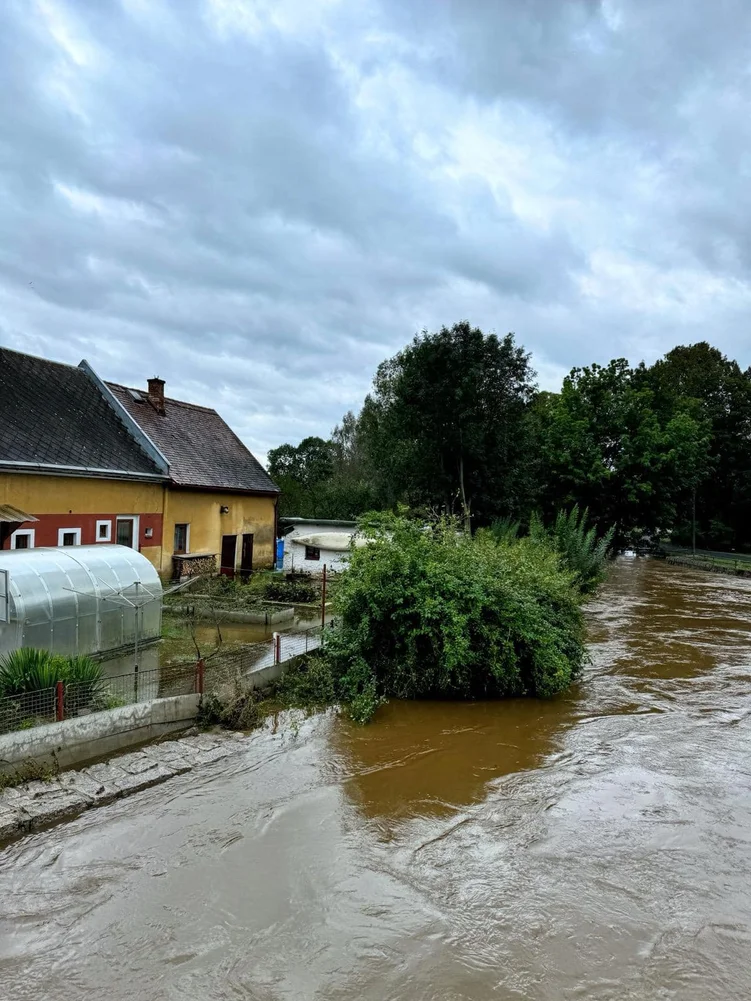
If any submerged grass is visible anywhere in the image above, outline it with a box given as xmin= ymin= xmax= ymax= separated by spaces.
xmin=0 ymin=758 xmax=59 ymax=791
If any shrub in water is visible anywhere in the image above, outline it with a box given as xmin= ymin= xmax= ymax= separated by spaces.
xmin=64 ymin=656 xmax=105 ymax=715
xmin=272 ymin=653 xmax=338 ymax=710
xmin=322 ymin=517 xmax=587 ymax=721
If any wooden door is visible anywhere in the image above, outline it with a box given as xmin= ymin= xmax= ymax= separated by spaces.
xmin=240 ymin=533 xmax=254 ymax=581
xmin=116 ymin=518 xmax=134 ymax=548
xmin=220 ymin=534 xmax=237 ymax=577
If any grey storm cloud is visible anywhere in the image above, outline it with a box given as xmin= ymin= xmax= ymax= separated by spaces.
xmin=1 ymin=0 xmax=751 ymax=461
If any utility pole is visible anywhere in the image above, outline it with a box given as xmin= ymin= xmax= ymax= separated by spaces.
xmin=692 ymin=486 xmax=697 ymax=556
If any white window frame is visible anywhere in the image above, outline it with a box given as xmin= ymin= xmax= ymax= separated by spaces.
xmin=96 ymin=519 xmax=112 ymax=542
xmin=115 ymin=515 xmax=140 ymax=550
xmin=173 ymin=522 xmax=190 ymax=554
xmin=58 ymin=527 xmax=82 ymax=547
xmin=10 ymin=529 xmax=35 ymax=549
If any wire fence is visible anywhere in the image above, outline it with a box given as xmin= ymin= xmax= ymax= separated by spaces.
xmin=0 ymin=624 xmax=327 ymax=736
xmin=661 ymin=550 xmax=751 ymax=577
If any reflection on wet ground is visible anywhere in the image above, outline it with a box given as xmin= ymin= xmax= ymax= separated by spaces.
xmin=2 ymin=557 xmax=751 ymax=999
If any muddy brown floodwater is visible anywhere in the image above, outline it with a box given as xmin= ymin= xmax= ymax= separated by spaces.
xmin=3 ymin=557 xmax=751 ymax=1000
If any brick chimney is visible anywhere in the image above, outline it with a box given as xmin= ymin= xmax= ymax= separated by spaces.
xmin=147 ymin=377 xmax=165 ymax=415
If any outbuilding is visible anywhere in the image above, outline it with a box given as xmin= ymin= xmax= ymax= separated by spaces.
xmin=279 ymin=518 xmax=363 ymax=573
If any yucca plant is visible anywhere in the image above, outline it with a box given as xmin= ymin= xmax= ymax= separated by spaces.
xmin=64 ymin=655 xmax=105 ymax=716
xmin=0 ymin=648 xmax=63 ymax=719
xmin=0 ymin=648 xmax=62 ymax=695
xmin=0 ymin=649 xmax=105 ymax=719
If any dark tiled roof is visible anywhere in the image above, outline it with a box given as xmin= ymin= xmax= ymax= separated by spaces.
xmin=0 ymin=348 xmax=163 ymax=476
xmin=107 ymin=383 xmax=279 ymax=493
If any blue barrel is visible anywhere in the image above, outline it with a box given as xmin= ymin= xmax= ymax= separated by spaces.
xmin=276 ymin=537 xmax=285 ymax=570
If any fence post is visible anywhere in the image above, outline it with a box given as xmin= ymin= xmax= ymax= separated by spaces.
xmin=321 ymin=563 xmax=327 ymax=630
xmin=196 ymin=658 xmax=205 ymax=696
xmin=56 ymin=681 xmax=65 ymax=722
xmin=273 ymin=632 xmax=281 ymax=664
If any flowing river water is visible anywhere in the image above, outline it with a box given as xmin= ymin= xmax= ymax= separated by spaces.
xmin=2 ymin=556 xmax=751 ymax=999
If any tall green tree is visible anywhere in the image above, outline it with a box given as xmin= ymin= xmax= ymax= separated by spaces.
xmin=267 ymin=436 xmax=335 ymax=518
xmin=267 ymin=421 xmax=376 ymax=520
xmin=538 ymin=359 xmax=710 ymax=544
xmin=636 ymin=343 xmax=751 ymax=548
xmin=359 ymin=322 xmax=537 ymax=528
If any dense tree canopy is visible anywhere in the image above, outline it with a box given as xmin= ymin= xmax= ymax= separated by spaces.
xmin=536 ymin=359 xmax=711 ymax=545
xmin=266 ymin=328 xmax=751 ymax=550
xmin=358 ymin=322 xmax=537 ymax=527
xmin=636 ymin=344 xmax=751 ymax=547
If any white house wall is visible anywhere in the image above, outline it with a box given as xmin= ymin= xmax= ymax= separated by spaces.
xmin=282 ymin=547 xmax=349 ymax=574
xmin=281 ymin=521 xmax=356 ymax=575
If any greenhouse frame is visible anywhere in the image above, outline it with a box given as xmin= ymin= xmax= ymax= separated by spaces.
xmin=0 ymin=545 xmax=162 ymax=660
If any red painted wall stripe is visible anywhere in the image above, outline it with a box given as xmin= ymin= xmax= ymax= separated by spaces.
xmin=1 ymin=514 xmax=163 ymax=550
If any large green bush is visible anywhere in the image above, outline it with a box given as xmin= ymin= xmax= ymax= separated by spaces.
xmin=322 ymin=518 xmax=587 ymax=720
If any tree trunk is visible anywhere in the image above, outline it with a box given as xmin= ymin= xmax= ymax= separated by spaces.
xmin=458 ymin=453 xmax=472 ymax=534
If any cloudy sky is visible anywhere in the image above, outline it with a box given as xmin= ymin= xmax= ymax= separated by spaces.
xmin=2 ymin=0 xmax=751 ymax=462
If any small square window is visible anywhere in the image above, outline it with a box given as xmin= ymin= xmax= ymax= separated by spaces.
xmin=11 ymin=529 xmax=34 ymax=550
xmin=174 ymin=523 xmax=189 ymax=554
xmin=96 ymin=520 xmax=112 ymax=542
xmin=58 ymin=528 xmax=82 ymax=547
xmin=305 ymin=545 xmax=320 ymax=561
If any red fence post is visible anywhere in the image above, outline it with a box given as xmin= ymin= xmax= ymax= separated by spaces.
xmin=56 ymin=681 xmax=65 ymax=722
xmin=196 ymin=659 xmax=205 ymax=696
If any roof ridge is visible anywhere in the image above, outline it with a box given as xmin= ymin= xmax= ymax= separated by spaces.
xmin=105 ymin=381 xmax=218 ymax=415
xmin=0 ymin=345 xmax=79 ymax=371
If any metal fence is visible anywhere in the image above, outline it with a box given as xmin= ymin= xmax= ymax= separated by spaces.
xmin=0 ymin=624 xmax=326 ymax=736
xmin=660 ymin=544 xmax=751 ymax=565
xmin=661 ymin=549 xmax=751 ymax=577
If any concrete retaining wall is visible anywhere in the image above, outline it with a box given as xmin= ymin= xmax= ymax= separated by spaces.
xmin=0 ymin=695 xmax=200 ymax=775
xmin=0 ymin=649 xmax=311 ymax=776
xmin=165 ymin=604 xmax=294 ymax=625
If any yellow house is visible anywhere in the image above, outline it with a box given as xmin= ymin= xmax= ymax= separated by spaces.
xmin=0 ymin=347 xmax=280 ymax=577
